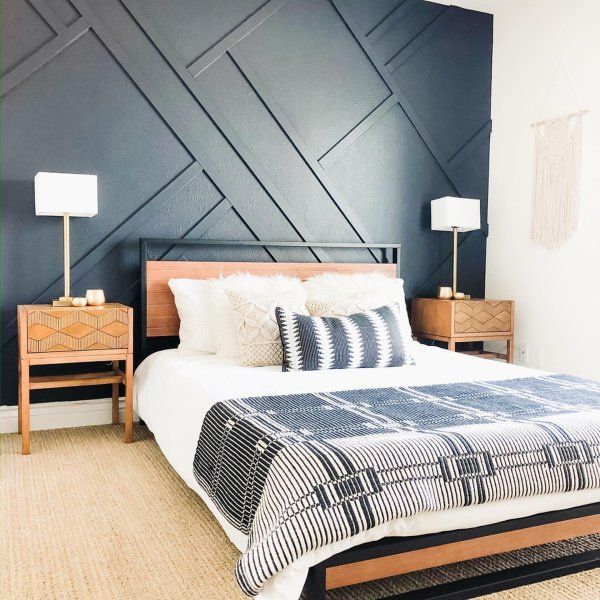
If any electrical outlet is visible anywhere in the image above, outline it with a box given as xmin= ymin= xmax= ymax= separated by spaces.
xmin=516 ymin=344 xmax=529 ymax=364
xmin=530 ymin=346 xmax=544 ymax=368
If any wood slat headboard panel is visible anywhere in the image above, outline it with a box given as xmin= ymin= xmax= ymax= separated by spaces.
xmin=146 ymin=260 xmax=397 ymax=337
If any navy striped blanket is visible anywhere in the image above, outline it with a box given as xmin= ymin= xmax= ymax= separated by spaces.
xmin=193 ymin=374 xmax=600 ymax=596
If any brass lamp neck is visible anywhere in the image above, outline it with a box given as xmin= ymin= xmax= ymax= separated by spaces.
xmin=452 ymin=226 xmax=458 ymax=295
xmin=63 ymin=212 xmax=70 ymax=300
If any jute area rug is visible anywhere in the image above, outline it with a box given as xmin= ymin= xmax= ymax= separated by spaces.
xmin=2 ymin=425 xmax=598 ymax=599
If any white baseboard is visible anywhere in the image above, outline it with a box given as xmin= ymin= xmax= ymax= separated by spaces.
xmin=0 ymin=398 xmax=139 ymax=434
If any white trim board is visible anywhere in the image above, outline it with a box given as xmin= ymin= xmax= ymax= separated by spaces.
xmin=424 ymin=0 xmax=501 ymax=14
xmin=0 ymin=398 xmax=139 ymax=434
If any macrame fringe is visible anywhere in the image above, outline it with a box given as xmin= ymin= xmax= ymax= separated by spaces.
xmin=531 ymin=114 xmax=582 ymax=249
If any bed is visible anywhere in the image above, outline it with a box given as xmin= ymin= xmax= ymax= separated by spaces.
xmin=135 ymin=239 xmax=600 ymax=600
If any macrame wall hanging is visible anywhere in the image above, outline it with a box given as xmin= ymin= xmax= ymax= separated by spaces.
xmin=530 ymin=61 xmax=587 ymax=249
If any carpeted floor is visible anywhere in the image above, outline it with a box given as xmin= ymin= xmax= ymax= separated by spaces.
xmin=1 ymin=425 xmax=598 ymax=600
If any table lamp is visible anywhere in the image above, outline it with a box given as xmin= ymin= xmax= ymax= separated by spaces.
xmin=431 ymin=196 xmax=480 ymax=297
xmin=34 ymin=172 xmax=98 ymax=306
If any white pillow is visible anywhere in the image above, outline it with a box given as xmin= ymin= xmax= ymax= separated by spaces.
xmin=303 ymin=272 xmax=413 ymax=344
xmin=304 ymin=272 xmax=403 ymax=297
xmin=208 ymin=273 xmax=305 ymax=360
xmin=168 ymin=278 xmax=214 ymax=355
xmin=206 ymin=279 xmax=239 ymax=358
xmin=226 ymin=287 xmax=308 ymax=367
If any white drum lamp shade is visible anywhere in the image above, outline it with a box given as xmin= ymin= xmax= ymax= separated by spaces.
xmin=430 ymin=196 xmax=480 ymax=296
xmin=431 ymin=196 xmax=480 ymax=232
xmin=34 ymin=172 xmax=98 ymax=217
xmin=34 ymin=172 xmax=98 ymax=305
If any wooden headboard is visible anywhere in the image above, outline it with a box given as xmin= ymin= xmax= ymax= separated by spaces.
xmin=140 ymin=239 xmax=401 ymax=357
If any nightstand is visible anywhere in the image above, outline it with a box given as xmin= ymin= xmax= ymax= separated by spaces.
xmin=411 ymin=298 xmax=514 ymax=363
xmin=17 ymin=303 xmax=134 ymax=454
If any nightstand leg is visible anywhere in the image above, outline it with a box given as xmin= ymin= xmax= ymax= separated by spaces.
xmin=507 ymin=338 xmax=514 ymax=363
xmin=20 ymin=359 xmax=30 ymax=455
xmin=112 ymin=360 xmax=120 ymax=425
xmin=448 ymin=340 xmax=456 ymax=351
xmin=124 ymin=354 xmax=133 ymax=443
xmin=18 ymin=359 xmax=22 ymax=434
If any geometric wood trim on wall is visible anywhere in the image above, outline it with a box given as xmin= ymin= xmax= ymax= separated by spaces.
xmin=186 ymin=0 xmax=290 ymax=77
xmin=72 ymin=0 xmax=321 ymax=260
xmin=2 ymin=0 xmax=492 ymax=404
xmin=1 ymin=18 xmax=89 ymax=97
xmin=331 ymin=0 xmax=468 ymax=196
xmin=121 ymin=0 xmax=359 ymax=255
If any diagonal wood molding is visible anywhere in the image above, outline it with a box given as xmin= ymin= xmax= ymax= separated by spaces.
xmin=1 ymin=18 xmax=89 ymax=97
xmin=366 ymin=0 xmax=420 ymax=41
xmin=120 ymin=0 xmax=335 ymax=263
xmin=449 ymin=121 xmax=492 ymax=170
xmin=226 ymin=45 xmax=378 ymax=256
xmin=330 ymin=0 xmax=461 ymax=194
xmin=318 ymin=95 xmax=397 ymax=168
xmin=115 ymin=197 xmax=236 ymax=307
xmin=385 ymin=6 xmax=451 ymax=72
xmin=27 ymin=0 xmax=66 ymax=34
xmin=187 ymin=0 xmax=289 ymax=77
xmin=71 ymin=0 xmax=318 ymax=264
xmin=318 ymin=0 xmax=491 ymax=193
xmin=3 ymin=0 xmax=326 ymax=278
xmin=413 ymin=229 xmax=485 ymax=296
xmin=152 ymin=197 xmax=233 ymax=262
xmin=351 ymin=0 xmax=491 ymax=180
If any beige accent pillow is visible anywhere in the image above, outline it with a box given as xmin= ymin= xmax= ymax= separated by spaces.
xmin=303 ymin=272 xmax=413 ymax=345
xmin=225 ymin=288 xmax=308 ymax=367
xmin=305 ymin=293 xmax=390 ymax=317
xmin=209 ymin=274 xmax=304 ymax=360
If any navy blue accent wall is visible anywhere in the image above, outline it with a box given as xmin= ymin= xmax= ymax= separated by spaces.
xmin=1 ymin=0 xmax=493 ymax=405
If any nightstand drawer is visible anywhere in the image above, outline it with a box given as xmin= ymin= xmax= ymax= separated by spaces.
xmin=453 ymin=300 xmax=513 ymax=334
xmin=26 ymin=305 xmax=130 ymax=353
xmin=410 ymin=298 xmax=514 ymax=364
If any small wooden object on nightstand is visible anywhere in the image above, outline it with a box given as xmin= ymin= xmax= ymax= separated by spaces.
xmin=17 ymin=303 xmax=134 ymax=455
xmin=411 ymin=298 xmax=515 ymax=363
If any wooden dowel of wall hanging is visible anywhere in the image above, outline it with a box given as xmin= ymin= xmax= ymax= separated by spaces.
xmin=530 ymin=109 xmax=589 ymax=127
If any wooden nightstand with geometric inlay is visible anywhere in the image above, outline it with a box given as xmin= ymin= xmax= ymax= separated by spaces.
xmin=17 ymin=304 xmax=134 ymax=454
xmin=411 ymin=298 xmax=514 ymax=364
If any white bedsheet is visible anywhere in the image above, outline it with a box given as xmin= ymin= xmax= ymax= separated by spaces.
xmin=134 ymin=344 xmax=600 ymax=600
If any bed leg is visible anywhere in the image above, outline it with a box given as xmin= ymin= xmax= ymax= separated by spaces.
xmin=306 ymin=564 xmax=326 ymax=600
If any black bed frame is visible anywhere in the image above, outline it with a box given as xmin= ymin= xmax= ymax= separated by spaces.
xmin=139 ymin=238 xmax=600 ymax=600
xmin=305 ymin=502 xmax=600 ymax=600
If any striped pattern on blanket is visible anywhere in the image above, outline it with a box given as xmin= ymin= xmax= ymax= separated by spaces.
xmin=193 ymin=374 xmax=600 ymax=596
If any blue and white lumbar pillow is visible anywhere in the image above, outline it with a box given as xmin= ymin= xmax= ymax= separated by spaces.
xmin=275 ymin=303 xmax=415 ymax=371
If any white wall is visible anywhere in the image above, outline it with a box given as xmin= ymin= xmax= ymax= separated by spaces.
xmin=486 ymin=0 xmax=600 ymax=378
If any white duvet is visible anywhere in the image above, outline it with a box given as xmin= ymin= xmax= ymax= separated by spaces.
xmin=134 ymin=343 xmax=600 ymax=599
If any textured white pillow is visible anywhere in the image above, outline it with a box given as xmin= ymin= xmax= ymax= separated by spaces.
xmin=208 ymin=274 xmax=305 ymax=360
xmin=226 ymin=287 xmax=308 ymax=367
xmin=206 ymin=279 xmax=239 ymax=358
xmin=168 ymin=278 xmax=213 ymax=355
xmin=303 ymin=272 xmax=413 ymax=344
xmin=304 ymin=272 xmax=404 ymax=297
